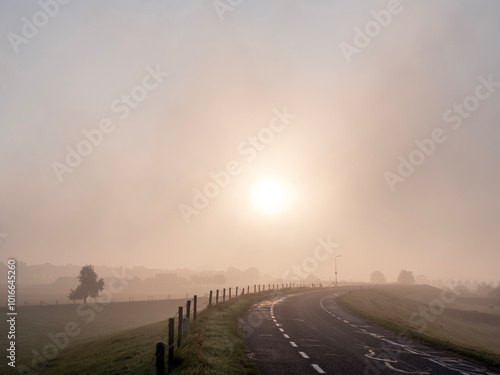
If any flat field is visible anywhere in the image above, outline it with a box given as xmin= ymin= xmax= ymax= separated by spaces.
xmin=1 ymin=297 xmax=208 ymax=371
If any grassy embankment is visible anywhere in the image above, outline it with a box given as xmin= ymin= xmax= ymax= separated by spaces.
xmin=5 ymin=298 xmax=203 ymax=368
xmin=338 ymin=285 xmax=500 ymax=370
xmin=24 ymin=287 xmax=313 ymax=374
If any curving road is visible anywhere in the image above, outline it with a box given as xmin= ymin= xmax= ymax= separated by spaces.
xmin=243 ymin=288 xmax=499 ymax=375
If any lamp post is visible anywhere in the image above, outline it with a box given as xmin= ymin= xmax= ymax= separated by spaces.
xmin=335 ymin=255 xmax=342 ymax=287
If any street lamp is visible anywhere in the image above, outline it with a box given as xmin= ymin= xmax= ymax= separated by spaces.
xmin=335 ymin=255 xmax=342 ymax=287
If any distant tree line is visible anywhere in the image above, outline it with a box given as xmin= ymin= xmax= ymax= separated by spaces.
xmin=0 ymin=261 xmax=262 ymax=287
xmin=368 ymin=269 xmax=500 ymax=296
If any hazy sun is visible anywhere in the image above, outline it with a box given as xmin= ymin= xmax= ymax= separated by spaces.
xmin=252 ymin=179 xmax=292 ymax=214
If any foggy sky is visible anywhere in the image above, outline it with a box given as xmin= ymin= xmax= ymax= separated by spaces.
xmin=1 ymin=0 xmax=499 ymax=282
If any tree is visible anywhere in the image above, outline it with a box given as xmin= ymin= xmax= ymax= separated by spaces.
xmin=68 ymin=265 xmax=105 ymax=303
xmin=476 ymin=281 xmax=493 ymax=296
xmin=415 ymin=274 xmax=428 ymax=285
xmin=397 ymin=270 xmax=415 ymax=284
xmin=370 ymin=271 xmax=386 ymax=284
xmin=213 ymin=274 xmax=226 ymax=285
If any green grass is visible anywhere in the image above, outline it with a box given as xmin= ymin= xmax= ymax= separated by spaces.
xmin=338 ymin=286 xmax=500 ymax=371
xmin=3 ymin=298 xmax=207 ymax=367
xmin=14 ymin=288 xmax=315 ymax=374
xmin=18 ymin=317 xmax=171 ymax=374
xmin=172 ymin=288 xmax=318 ymax=375
xmin=170 ymin=296 xmax=261 ymax=375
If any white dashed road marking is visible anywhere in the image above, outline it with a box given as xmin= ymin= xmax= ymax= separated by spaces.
xmin=272 ymin=299 xmax=330 ymax=374
xmin=299 ymin=351 xmax=310 ymax=359
xmin=312 ymin=364 xmax=326 ymax=373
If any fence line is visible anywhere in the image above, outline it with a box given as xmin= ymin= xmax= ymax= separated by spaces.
xmin=146 ymin=281 xmax=373 ymax=374
xmin=0 ymin=281 xmax=376 ymax=309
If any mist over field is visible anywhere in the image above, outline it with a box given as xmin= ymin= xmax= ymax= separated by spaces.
xmin=2 ymin=3 xmax=500 ymax=375
xmin=1 ymin=0 xmax=500 ymax=284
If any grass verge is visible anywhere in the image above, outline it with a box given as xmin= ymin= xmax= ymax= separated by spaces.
xmin=338 ymin=287 xmax=500 ymax=371
xmin=171 ymin=288 xmax=315 ymax=375
xmin=19 ymin=288 xmax=313 ymax=374
xmin=19 ymin=318 xmax=171 ymax=374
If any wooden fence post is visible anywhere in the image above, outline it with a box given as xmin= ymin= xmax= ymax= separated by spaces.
xmin=258 ymin=285 xmax=261 ymax=293
xmin=216 ymin=289 xmax=219 ymax=305
xmin=155 ymin=342 xmax=165 ymax=375
xmin=241 ymin=287 xmax=245 ymax=296
xmin=168 ymin=318 xmax=174 ymax=373
xmin=193 ymin=295 xmax=197 ymax=321
xmin=229 ymin=287 xmax=232 ymax=299
xmin=177 ymin=306 xmax=183 ymax=348
xmin=209 ymin=291 xmax=212 ymax=307
xmin=186 ymin=300 xmax=191 ymax=321
xmin=223 ymin=288 xmax=226 ymax=302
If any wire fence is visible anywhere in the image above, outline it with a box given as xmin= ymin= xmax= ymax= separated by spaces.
xmin=1 ymin=294 xmax=197 ymax=308
xmin=142 ymin=281 xmax=363 ymax=374
xmin=3 ymin=282 xmax=368 ymax=374
xmin=146 ymin=300 xmax=187 ymax=374
xmin=0 ymin=281 xmax=371 ymax=309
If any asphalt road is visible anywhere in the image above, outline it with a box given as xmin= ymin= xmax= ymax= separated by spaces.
xmin=243 ymin=288 xmax=499 ymax=375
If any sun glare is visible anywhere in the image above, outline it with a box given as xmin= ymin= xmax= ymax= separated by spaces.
xmin=252 ymin=179 xmax=292 ymax=214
